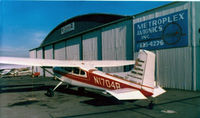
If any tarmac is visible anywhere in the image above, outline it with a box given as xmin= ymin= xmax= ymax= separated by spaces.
xmin=0 ymin=76 xmax=200 ymax=118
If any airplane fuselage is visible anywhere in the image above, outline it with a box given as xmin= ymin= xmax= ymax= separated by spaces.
xmin=53 ymin=66 xmax=153 ymax=97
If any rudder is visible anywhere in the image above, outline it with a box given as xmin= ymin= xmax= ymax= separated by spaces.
xmin=131 ymin=50 xmax=155 ymax=93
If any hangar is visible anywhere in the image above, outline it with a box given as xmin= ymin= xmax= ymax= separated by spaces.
xmin=29 ymin=2 xmax=200 ymax=91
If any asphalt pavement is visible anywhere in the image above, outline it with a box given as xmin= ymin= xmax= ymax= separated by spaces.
xmin=0 ymin=76 xmax=200 ymax=118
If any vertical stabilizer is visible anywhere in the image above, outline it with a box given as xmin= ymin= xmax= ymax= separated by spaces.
xmin=112 ymin=50 xmax=165 ymax=97
xmin=141 ymin=50 xmax=155 ymax=93
xmin=131 ymin=50 xmax=155 ymax=93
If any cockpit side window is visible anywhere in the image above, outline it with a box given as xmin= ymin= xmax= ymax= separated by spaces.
xmin=60 ymin=67 xmax=87 ymax=77
xmin=73 ymin=67 xmax=80 ymax=74
xmin=64 ymin=67 xmax=73 ymax=72
xmin=80 ymin=70 xmax=85 ymax=75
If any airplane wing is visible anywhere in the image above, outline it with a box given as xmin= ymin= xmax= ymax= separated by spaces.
xmin=0 ymin=57 xmax=135 ymax=68
xmin=106 ymin=88 xmax=147 ymax=100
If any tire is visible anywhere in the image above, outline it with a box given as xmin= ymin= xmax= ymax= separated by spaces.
xmin=78 ymin=87 xmax=85 ymax=93
xmin=148 ymin=101 xmax=154 ymax=109
xmin=45 ymin=88 xmax=54 ymax=97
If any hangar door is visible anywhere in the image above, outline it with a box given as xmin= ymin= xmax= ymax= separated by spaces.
xmin=29 ymin=50 xmax=37 ymax=72
xmin=54 ymin=41 xmax=66 ymax=60
xmin=66 ymin=37 xmax=81 ymax=60
xmin=44 ymin=45 xmax=53 ymax=77
xmin=82 ymin=31 xmax=99 ymax=60
xmin=102 ymin=22 xmax=127 ymax=72
xmin=36 ymin=48 xmax=44 ymax=76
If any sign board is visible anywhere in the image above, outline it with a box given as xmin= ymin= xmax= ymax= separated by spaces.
xmin=134 ymin=10 xmax=188 ymax=51
xmin=61 ymin=22 xmax=75 ymax=35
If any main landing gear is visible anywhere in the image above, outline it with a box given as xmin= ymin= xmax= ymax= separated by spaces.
xmin=78 ymin=87 xmax=85 ymax=93
xmin=45 ymin=81 xmax=63 ymax=97
xmin=45 ymin=80 xmax=72 ymax=97
xmin=77 ymin=87 xmax=85 ymax=95
xmin=46 ymin=88 xmax=54 ymax=97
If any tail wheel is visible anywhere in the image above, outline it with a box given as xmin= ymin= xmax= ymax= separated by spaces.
xmin=148 ymin=101 xmax=154 ymax=109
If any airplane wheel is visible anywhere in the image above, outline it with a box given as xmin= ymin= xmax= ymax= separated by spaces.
xmin=148 ymin=101 xmax=154 ymax=109
xmin=45 ymin=88 xmax=54 ymax=97
xmin=78 ymin=87 xmax=85 ymax=93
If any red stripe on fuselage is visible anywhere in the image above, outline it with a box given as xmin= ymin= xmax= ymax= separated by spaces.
xmin=106 ymin=73 xmax=154 ymax=90
xmin=54 ymin=70 xmax=153 ymax=97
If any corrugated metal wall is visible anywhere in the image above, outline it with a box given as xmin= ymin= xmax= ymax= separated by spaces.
xmin=133 ymin=2 xmax=193 ymax=90
xmin=196 ymin=46 xmax=200 ymax=90
xmin=102 ymin=21 xmax=128 ymax=72
xmin=36 ymin=48 xmax=44 ymax=76
xmin=157 ymin=48 xmax=192 ymax=90
xmin=54 ymin=41 xmax=66 ymax=60
xmin=44 ymin=45 xmax=53 ymax=77
xmin=193 ymin=2 xmax=200 ymax=90
xmin=66 ymin=37 xmax=81 ymax=60
xmin=82 ymin=31 xmax=99 ymax=60
xmin=29 ymin=50 xmax=36 ymax=59
xmin=29 ymin=50 xmax=37 ymax=72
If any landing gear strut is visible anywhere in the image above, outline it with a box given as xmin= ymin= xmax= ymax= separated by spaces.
xmin=45 ymin=81 xmax=63 ymax=97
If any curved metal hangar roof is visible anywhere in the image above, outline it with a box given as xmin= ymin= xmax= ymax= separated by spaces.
xmin=40 ymin=13 xmax=126 ymax=47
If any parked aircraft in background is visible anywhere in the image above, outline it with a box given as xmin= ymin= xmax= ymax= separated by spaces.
xmin=0 ymin=50 xmax=166 ymax=109
xmin=0 ymin=67 xmax=31 ymax=77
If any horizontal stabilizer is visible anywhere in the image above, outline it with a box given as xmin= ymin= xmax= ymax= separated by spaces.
xmin=152 ymin=86 xmax=166 ymax=97
xmin=106 ymin=88 xmax=147 ymax=100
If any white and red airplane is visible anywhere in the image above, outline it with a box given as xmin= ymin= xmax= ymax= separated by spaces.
xmin=0 ymin=50 xmax=165 ymax=108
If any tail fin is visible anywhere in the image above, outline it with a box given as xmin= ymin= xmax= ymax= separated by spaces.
xmin=125 ymin=50 xmax=165 ymax=97
xmin=131 ymin=50 xmax=155 ymax=93
xmin=113 ymin=50 xmax=165 ymax=97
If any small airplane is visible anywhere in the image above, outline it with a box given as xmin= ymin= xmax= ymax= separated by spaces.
xmin=0 ymin=50 xmax=166 ymax=109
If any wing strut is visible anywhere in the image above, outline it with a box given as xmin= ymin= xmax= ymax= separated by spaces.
xmin=42 ymin=67 xmax=64 ymax=91
xmin=42 ymin=67 xmax=62 ymax=81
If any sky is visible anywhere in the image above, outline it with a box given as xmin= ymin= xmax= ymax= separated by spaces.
xmin=0 ymin=1 xmax=171 ymax=57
